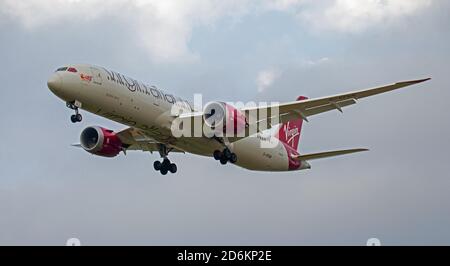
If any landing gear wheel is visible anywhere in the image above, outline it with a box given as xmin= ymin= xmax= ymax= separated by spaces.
xmin=155 ymin=145 xmax=178 ymax=175
xmin=220 ymin=157 xmax=228 ymax=165
xmin=160 ymin=168 xmax=168 ymax=175
xmin=169 ymin=163 xmax=177 ymax=173
xmin=229 ymin=153 xmax=237 ymax=163
xmin=156 ymin=158 xmax=176 ymax=175
xmin=223 ymin=148 xmax=232 ymax=160
xmin=67 ymin=101 xmax=82 ymax=123
xmin=162 ymin=159 xmax=170 ymax=169
xmin=153 ymin=161 xmax=162 ymax=171
xmin=70 ymin=115 xmax=78 ymax=123
xmin=216 ymin=148 xmax=235 ymax=165
xmin=213 ymin=150 xmax=222 ymax=160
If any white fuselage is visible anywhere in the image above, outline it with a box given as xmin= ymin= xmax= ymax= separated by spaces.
xmin=48 ymin=64 xmax=308 ymax=171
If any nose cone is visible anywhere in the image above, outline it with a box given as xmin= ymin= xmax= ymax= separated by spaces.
xmin=47 ymin=73 xmax=62 ymax=93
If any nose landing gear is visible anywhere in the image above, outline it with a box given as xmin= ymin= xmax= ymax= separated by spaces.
xmin=67 ymin=101 xmax=82 ymax=123
xmin=213 ymin=148 xmax=237 ymax=165
xmin=70 ymin=113 xmax=82 ymax=123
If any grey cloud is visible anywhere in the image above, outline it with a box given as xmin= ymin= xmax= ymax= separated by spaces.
xmin=0 ymin=1 xmax=450 ymax=245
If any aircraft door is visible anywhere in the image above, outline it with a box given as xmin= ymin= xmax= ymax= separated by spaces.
xmin=90 ymin=67 xmax=103 ymax=85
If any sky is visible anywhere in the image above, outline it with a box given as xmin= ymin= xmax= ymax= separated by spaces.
xmin=0 ymin=0 xmax=449 ymax=245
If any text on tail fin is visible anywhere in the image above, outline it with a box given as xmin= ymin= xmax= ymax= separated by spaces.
xmin=275 ymin=96 xmax=308 ymax=150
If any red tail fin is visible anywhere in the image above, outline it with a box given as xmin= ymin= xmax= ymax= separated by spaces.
xmin=275 ymin=96 xmax=307 ymax=151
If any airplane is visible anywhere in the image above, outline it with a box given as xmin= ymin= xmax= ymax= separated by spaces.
xmin=47 ymin=64 xmax=430 ymax=175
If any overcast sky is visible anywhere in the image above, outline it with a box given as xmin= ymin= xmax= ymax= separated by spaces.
xmin=1 ymin=0 xmax=449 ymax=245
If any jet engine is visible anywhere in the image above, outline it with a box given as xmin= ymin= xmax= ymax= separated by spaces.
xmin=80 ymin=126 xmax=123 ymax=157
xmin=203 ymin=102 xmax=248 ymax=136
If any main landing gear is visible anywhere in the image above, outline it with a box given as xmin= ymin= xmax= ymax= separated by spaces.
xmin=154 ymin=144 xmax=177 ymax=175
xmin=67 ymin=101 xmax=82 ymax=123
xmin=213 ymin=148 xmax=237 ymax=165
xmin=153 ymin=158 xmax=177 ymax=175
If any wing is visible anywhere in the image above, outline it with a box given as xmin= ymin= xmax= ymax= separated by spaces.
xmin=292 ymin=148 xmax=368 ymax=161
xmin=116 ymin=127 xmax=185 ymax=153
xmin=177 ymin=78 xmax=430 ymax=140
xmin=242 ymin=78 xmax=431 ymax=124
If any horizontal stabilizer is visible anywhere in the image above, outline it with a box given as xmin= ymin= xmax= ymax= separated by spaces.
xmin=292 ymin=148 xmax=369 ymax=161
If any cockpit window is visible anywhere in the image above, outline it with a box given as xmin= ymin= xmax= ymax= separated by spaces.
xmin=55 ymin=66 xmax=78 ymax=73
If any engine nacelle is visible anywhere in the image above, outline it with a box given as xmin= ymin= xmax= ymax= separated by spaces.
xmin=80 ymin=126 xmax=123 ymax=157
xmin=203 ymin=101 xmax=248 ymax=136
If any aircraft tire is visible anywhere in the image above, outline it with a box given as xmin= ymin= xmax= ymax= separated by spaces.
xmin=169 ymin=163 xmax=177 ymax=173
xmin=220 ymin=157 xmax=228 ymax=165
xmin=223 ymin=148 xmax=232 ymax=159
xmin=213 ymin=150 xmax=222 ymax=160
xmin=153 ymin=161 xmax=161 ymax=171
xmin=230 ymin=153 xmax=237 ymax=163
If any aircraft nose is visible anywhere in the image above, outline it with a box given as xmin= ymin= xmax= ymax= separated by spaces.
xmin=47 ymin=73 xmax=62 ymax=93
